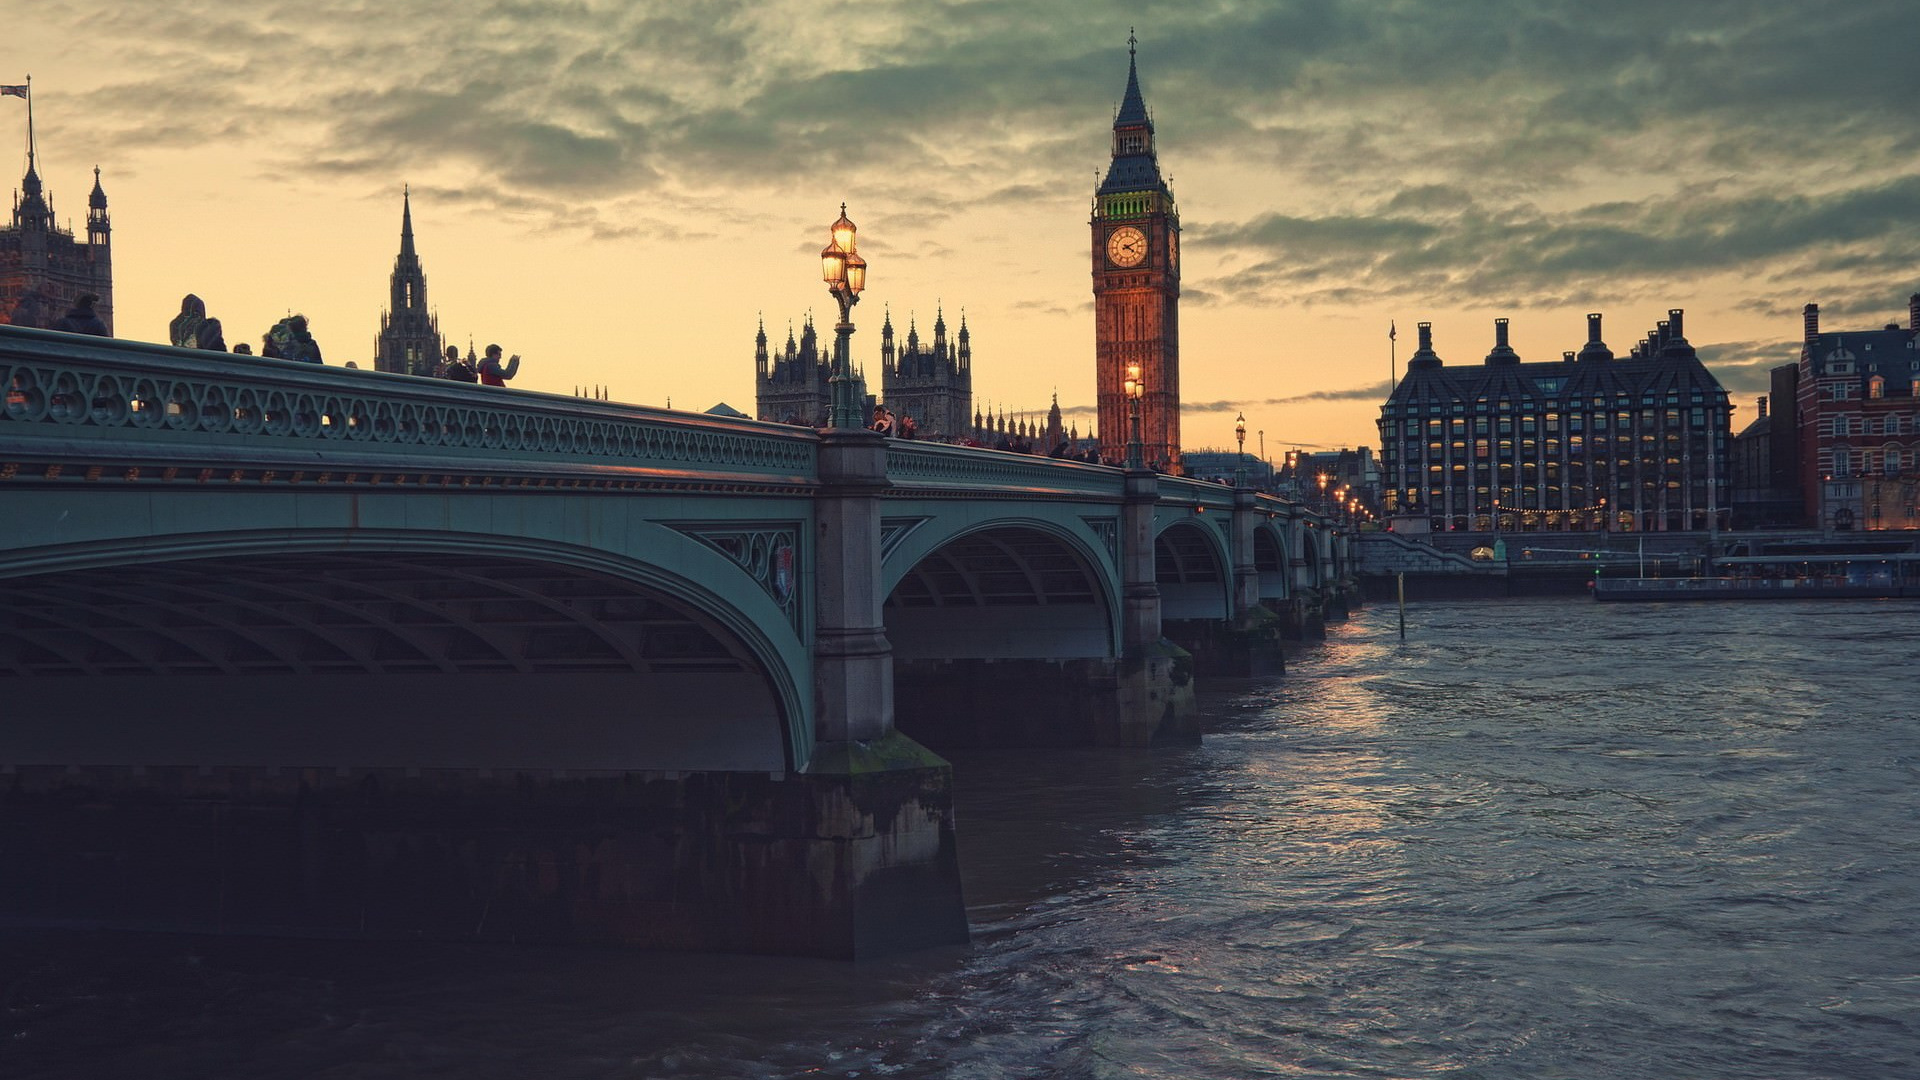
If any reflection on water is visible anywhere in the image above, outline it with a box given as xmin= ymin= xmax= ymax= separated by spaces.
xmin=6 ymin=598 xmax=1919 ymax=1079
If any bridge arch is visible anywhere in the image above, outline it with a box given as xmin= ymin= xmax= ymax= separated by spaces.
xmin=0 ymin=528 xmax=809 ymax=773
xmin=1154 ymin=518 xmax=1231 ymax=621
xmin=881 ymin=519 xmax=1119 ymax=660
xmin=1254 ymin=520 xmax=1291 ymax=602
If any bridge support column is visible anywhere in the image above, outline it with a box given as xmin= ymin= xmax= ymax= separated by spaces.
xmin=1105 ymin=468 xmax=1197 ymax=745
xmin=806 ymin=428 xmax=968 ymax=953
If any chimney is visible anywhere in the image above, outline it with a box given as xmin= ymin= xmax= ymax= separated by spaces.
xmin=1495 ymin=318 xmax=1510 ymax=349
xmin=1667 ymin=308 xmax=1685 ymax=341
xmin=1418 ymin=322 xmax=1433 ymax=351
xmin=1757 ymin=395 xmax=1768 ymax=419
xmin=1909 ymin=293 xmax=1919 ymax=332
xmin=1577 ymin=313 xmax=1613 ymax=363
xmin=1656 ymin=320 xmax=1671 ymax=350
xmin=1804 ymin=303 xmax=1820 ymax=344
xmin=1587 ymin=312 xmax=1603 ymax=343
xmin=1562 ymin=351 xmax=1576 ymax=362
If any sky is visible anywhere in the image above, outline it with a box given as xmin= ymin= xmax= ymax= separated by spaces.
xmin=9 ymin=0 xmax=1920 ymax=458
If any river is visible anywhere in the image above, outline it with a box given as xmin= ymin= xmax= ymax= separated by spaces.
xmin=6 ymin=598 xmax=1918 ymax=1078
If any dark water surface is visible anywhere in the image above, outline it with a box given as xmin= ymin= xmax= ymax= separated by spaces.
xmin=7 ymin=598 xmax=1919 ymax=1078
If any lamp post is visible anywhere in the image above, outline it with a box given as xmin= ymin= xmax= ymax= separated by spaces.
xmin=1234 ymin=412 xmax=1247 ymax=487
xmin=1124 ymin=361 xmax=1145 ymax=469
xmin=819 ymin=204 xmax=868 ymax=429
xmin=1317 ymin=472 xmax=1330 ymax=515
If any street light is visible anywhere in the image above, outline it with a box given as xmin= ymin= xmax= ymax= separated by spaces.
xmin=1123 ymin=361 xmax=1145 ymax=469
xmin=819 ymin=203 xmax=868 ymax=429
xmin=1234 ymin=412 xmax=1247 ymax=487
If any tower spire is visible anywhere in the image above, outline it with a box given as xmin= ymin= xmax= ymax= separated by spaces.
xmin=400 ymin=184 xmax=416 ymax=259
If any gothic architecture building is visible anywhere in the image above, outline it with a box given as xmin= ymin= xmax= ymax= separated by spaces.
xmin=879 ymin=306 xmax=972 ymax=439
xmin=1793 ymin=296 xmax=1920 ymax=531
xmin=1 ymin=99 xmax=112 ymax=332
xmin=1092 ymin=38 xmax=1181 ymax=469
xmin=754 ymin=314 xmax=869 ymax=426
xmin=1378 ymin=312 xmax=1733 ymax=533
xmin=373 ymin=188 xmax=442 ymax=377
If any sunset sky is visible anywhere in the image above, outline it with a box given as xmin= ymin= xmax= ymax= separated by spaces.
xmin=10 ymin=0 xmax=1919 ymax=457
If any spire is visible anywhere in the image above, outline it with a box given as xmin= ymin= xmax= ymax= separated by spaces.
xmin=400 ymin=185 xmax=417 ymax=260
xmin=88 ymin=165 xmax=106 ymax=210
xmin=1116 ymin=29 xmax=1151 ymax=129
xmin=1099 ymin=35 xmax=1166 ymax=197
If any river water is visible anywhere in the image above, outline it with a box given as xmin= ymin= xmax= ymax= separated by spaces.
xmin=6 ymin=598 xmax=1918 ymax=1079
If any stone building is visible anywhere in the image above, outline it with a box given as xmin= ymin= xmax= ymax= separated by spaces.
xmin=1378 ymin=312 xmax=1733 ymax=533
xmin=0 ymin=96 xmax=112 ymax=332
xmin=1729 ymin=363 xmax=1804 ymax=528
xmin=755 ymin=314 xmax=870 ymax=426
xmin=373 ymin=188 xmax=442 ymax=377
xmin=1793 ymin=296 xmax=1920 ymax=531
xmin=1091 ymin=37 xmax=1181 ymax=469
xmin=879 ymin=306 xmax=972 ymax=440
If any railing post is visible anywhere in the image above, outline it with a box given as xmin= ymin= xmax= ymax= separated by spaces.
xmin=812 ymin=427 xmax=894 ymax=742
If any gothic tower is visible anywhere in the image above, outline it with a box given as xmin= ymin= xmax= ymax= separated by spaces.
xmin=374 ymin=187 xmax=442 ymax=376
xmin=1091 ymin=35 xmax=1180 ymax=469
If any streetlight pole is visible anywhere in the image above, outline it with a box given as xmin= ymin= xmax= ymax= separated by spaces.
xmin=819 ymin=204 xmax=868 ymax=430
xmin=1234 ymin=412 xmax=1247 ymax=487
xmin=1124 ymin=362 xmax=1145 ymax=470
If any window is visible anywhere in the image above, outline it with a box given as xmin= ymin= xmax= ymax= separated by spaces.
xmin=1870 ymin=376 xmax=1885 ymax=399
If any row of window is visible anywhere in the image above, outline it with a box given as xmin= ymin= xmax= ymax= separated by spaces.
xmin=1385 ymin=409 xmax=1718 ymax=439
xmin=1385 ymin=390 xmax=1725 ymax=418
xmin=1820 ymin=448 xmax=1915 ymax=476
xmin=1818 ymin=414 xmax=1914 ymax=436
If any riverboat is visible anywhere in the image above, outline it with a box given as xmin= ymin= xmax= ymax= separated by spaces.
xmin=1593 ymin=551 xmax=1920 ymax=601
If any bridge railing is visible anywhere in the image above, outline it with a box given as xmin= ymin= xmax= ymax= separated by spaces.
xmin=0 ymin=325 xmax=817 ymax=484
xmin=884 ymin=439 xmax=1124 ymax=498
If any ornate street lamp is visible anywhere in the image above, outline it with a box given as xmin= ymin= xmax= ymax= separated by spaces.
xmin=1124 ymin=361 xmax=1145 ymax=469
xmin=1234 ymin=412 xmax=1247 ymax=487
xmin=820 ymin=204 xmax=869 ymax=429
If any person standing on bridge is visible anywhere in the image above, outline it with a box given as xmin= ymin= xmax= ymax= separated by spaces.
xmin=440 ymin=345 xmax=477 ymax=382
xmin=478 ymin=344 xmax=520 ymax=387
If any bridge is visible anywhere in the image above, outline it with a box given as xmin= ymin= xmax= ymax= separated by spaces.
xmin=0 ymin=324 xmax=1355 ymax=957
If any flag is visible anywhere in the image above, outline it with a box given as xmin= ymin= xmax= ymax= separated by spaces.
xmin=1389 ymin=320 xmax=1396 ymax=341
xmin=0 ymin=85 xmax=28 ymax=99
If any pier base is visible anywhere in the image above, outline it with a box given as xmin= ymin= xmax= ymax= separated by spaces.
xmin=893 ymin=648 xmax=1198 ymax=750
xmin=0 ymin=733 xmax=968 ymax=959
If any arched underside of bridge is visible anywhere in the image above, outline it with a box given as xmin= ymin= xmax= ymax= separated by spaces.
xmin=1255 ymin=525 xmax=1291 ymax=601
xmin=884 ymin=525 xmax=1114 ymax=660
xmin=1156 ymin=520 xmax=1229 ymax=620
xmin=0 ymin=551 xmax=792 ymax=773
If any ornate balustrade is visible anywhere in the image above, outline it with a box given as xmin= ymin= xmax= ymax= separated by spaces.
xmin=0 ymin=325 xmax=817 ymax=487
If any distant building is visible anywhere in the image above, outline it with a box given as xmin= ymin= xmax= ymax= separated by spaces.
xmin=1729 ymin=362 xmax=1804 ymax=528
xmin=0 ymin=97 xmax=112 ymax=332
xmin=1378 ymin=312 xmax=1733 ymax=533
xmin=1793 ymin=296 xmax=1920 ymax=531
xmin=879 ymin=307 xmax=973 ymax=440
xmin=373 ymin=188 xmax=442 ymax=376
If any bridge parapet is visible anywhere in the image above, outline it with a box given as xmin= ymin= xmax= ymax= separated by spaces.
xmin=1 ymin=325 xmax=816 ymax=486
xmin=884 ymin=440 xmax=1120 ymax=498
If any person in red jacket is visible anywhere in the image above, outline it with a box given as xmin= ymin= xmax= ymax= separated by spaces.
xmin=478 ymin=344 xmax=521 ymax=387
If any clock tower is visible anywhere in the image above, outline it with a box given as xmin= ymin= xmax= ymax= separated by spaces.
xmin=1092 ymin=35 xmax=1180 ymax=470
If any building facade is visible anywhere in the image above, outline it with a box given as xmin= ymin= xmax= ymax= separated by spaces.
xmin=1378 ymin=312 xmax=1733 ymax=533
xmin=755 ymin=315 xmax=872 ymax=426
xmin=1 ymin=116 xmax=112 ymax=333
xmin=1092 ymin=38 xmax=1181 ymax=470
xmin=1794 ymin=296 xmax=1920 ymax=531
xmin=373 ymin=188 xmax=442 ymax=377
xmin=879 ymin=306 xmax=972 ymax=440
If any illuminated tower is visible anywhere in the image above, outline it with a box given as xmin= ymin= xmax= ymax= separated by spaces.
xmin=1091 ymin=34 xmax=1180 ymax=469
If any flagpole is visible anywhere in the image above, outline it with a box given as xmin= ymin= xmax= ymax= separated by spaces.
xmin=1389 ymin=319 xmax=1397 ymax=396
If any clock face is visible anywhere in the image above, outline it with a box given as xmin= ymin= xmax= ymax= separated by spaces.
xmin=1107 ymin=226 xmax=1147 ymax=267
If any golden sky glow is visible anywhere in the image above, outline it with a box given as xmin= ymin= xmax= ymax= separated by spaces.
xmin=11 ymin=1 xmax=1919 ymax=457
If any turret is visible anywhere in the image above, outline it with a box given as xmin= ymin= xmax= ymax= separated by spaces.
xmin=958 ymin=311 xmax=971 ymax=371
xmin=86 ymin=166 xmax=108 ymax=242
xmin=755 ymin=316 xmax=769 ymax=376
